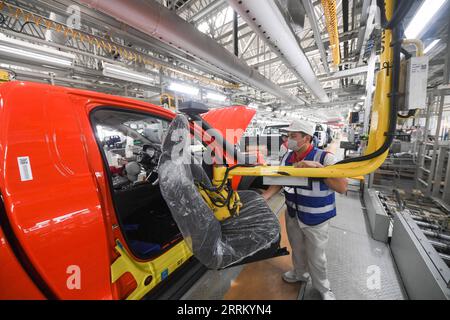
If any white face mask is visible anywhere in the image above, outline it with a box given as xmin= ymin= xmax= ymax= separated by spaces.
xmin=146 ymin=149 xmax=155 ymax=157
xmin=287 ymin=138 xmax=301 ymax=151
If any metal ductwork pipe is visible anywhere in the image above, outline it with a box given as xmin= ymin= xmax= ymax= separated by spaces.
xmin=76 ymin=0 xmax=303 ymax=105
xmin=227 ymin=0 xmax=330 ymax=103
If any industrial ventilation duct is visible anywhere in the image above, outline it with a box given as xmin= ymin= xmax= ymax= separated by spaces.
xmin=227 ymin=0 xmax=330 ymax=103
xmin=77 ymin=0 xmax=304 ymax=105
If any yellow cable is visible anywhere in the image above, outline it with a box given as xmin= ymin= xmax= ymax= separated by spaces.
xmin=321 ymin=0 xmax=340 ymax=66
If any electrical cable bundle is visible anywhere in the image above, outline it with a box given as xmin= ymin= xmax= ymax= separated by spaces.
xmin=337 ymin=0 xmax=414 ymax=165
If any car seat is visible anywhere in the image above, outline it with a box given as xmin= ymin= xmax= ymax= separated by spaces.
xmin=158 ymin=115 xmax=281 ymax=269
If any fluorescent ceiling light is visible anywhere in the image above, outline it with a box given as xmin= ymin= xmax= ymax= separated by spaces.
xmin=0 ymin=34 xmax=74 ymax=68
xmin=168 ymin=82 xmax=199 ymax=96
xmin=206 ymin=92 xmax=227 ymax=102
xmin=405 ymin=0 xmax=447 ymax=39
xmin=424 ymin=39 xmax=440 ymax=54
xmin=248 ymin=103 xmax=259 ymax=109
xmin=102 ymin=62 xmax=154 ymax=86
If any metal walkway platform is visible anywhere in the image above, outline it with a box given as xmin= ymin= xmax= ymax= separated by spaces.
xmin=301 ymin=191 xmax=407 ymax=300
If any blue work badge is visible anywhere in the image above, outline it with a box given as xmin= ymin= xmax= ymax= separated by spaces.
xmin=161 ymin=269 xmax=169 ymax=280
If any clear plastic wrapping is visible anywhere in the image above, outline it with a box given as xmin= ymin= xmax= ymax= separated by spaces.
xmin=158 ymin=115 xmax=280 ymax=269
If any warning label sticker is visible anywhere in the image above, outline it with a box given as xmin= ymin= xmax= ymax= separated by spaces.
xmin=17 ymin=156 xmax=33 ymax=181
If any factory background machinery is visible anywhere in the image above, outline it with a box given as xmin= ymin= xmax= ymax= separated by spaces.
xmin=0 ymin=0 xmax=449 ymax=301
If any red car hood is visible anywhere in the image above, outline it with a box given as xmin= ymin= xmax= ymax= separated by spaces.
xmin=201 ymin=105 xmax=256 ymax=145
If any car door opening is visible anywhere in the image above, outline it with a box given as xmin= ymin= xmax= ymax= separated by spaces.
xmin=91 ymin=108 xmax=183 ymax=260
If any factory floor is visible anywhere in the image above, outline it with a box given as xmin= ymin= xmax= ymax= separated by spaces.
xmin=181 ymin=139 xmax=408 ymax=300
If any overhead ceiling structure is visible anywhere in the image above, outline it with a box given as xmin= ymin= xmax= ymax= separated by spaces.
xmin=227 ymin=0 xmax=329 ymax=103
xmin=0 ymin=0 xmax=448 ymax=123
xmin=77 ymin=0 xmax=304 ymax=105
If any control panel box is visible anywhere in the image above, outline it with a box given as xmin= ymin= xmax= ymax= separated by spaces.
xmin=405 ymin=56 xmax=429 ymax=110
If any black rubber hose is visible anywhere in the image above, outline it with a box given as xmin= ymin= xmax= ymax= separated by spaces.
xmin=401 ymin=47 xmax=412 ymax=60
xmin=398 ymin=109 xmax=417 ymax=119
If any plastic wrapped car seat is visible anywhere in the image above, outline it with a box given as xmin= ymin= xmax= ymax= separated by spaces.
xmin=158 ymin=115 xmax=280 ymax=269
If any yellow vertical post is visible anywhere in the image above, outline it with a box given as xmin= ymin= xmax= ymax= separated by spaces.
xmin=365 ymin=0 xmax=394 ymax=156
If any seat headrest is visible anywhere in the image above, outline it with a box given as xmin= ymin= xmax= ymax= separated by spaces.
xmin=178 ymin=101 xmax=209 ymax=115
xmin=161 ymin=115 xmax=191 ymax=164
xmin=143 ymin=123 xmax=163 ymax=144
xmin=125 ymin=162 xmax=141 ymax=182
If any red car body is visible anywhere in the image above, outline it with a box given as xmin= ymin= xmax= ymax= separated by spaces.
xmin=0 ymin=81 xmax=256 ymax=299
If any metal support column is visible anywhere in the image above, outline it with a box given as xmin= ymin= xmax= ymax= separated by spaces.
xmin=233 ymin=10 xmax=239 ymax=57
xmin=416 ymin=92 xmax=435 ymax=189
xmin=427 ymin=93 xmax=445 ymax=195
xmin=443 ymin=21 xmax=450 ymax=85
xmin=363 ymin=49 xmax=377 ymax=134
xmin=159 ymin=68 xmax=164 ymax=94
xmin=437 ymin=23 xmax=450 ymax=205
xmin=432 ymin=145 xmax=448 ymax=198
xmin=443 ymin=151 xmax=450 ymax=205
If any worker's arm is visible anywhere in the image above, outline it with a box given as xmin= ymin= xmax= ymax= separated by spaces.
xmin=294 ymin=161 xmax=348 ymax=194
xmin=323 ymin=177 xmax=348 ymax=194
xmin=262 ymin=185 xmax=282 ymax=201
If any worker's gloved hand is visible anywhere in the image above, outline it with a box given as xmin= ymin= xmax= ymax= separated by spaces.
xmin=294 ymin=161 xmax=324 ymax=169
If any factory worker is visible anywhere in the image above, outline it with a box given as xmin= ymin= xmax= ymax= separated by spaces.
xmin=262 ymin=119 xmax=348 ymax=300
